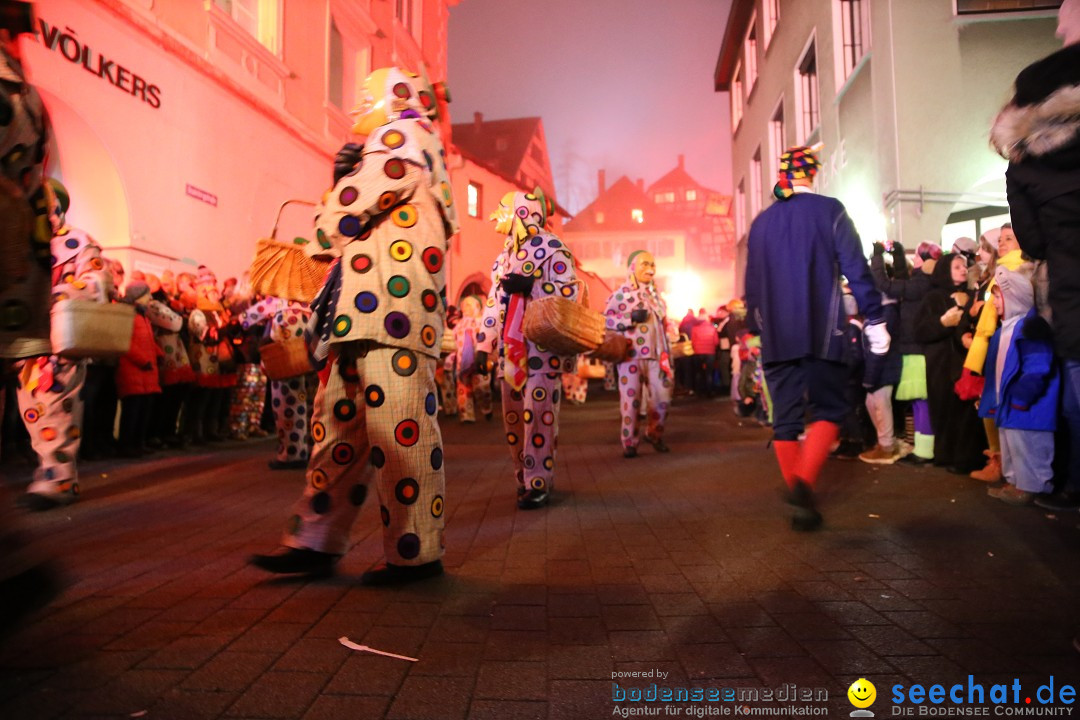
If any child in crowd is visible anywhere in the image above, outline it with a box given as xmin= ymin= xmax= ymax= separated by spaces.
xmin=979 ymin=266 xmax=1059 ymax=505
xmin=116 ymin=281 xmax=163 ymax=457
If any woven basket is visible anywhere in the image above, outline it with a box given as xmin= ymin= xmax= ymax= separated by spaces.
xmin=260 ymin=338 xmax=312 ymax=380
xmin=674 ymin=338 xmax=694 ymax=358
xmin=590 ymin=331 xmax=632 ymax=363
xmin=440 ymin=331 xmax=456 ymax=355
xmin=522 ymin=281 xmax=604 ymax=355
xmin=51 ymin=300 xmax=135 ymax=358
xmin=250 ymin=200 xmax=328 ymax=303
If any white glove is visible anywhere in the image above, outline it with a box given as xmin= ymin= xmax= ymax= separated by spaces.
xmin=940 ymin=306 xmax=964 ymax=328
xmin=865 ymin=322 xmax=891 ymax=356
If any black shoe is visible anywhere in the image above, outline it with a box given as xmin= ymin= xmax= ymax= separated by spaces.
xmin=360 ymin=560 xmax=443 ymax=586
xmin=623 ymin=446 xmax=638 ymax=459
xmin=791 ymin=508 xmax=823 ymax=531
xmin=268 ymin=459 xmax=308 ymax=470
xmin=898 ymin=453 xmax=933 ymax=466
xmin=517 ymin=489 xmax=549 ymax=510
xmin=249 ymin=547 xmax=338 ymax=576
xmin=485 ymin=412 xmax=493 ymax=421
xmin=645 ymin=436 xmax=670 ymax=453
xmin=785 ymin=479 xmax=823 ymax=532
xmin=1034 ymin=491 xmax=1080 ymax=512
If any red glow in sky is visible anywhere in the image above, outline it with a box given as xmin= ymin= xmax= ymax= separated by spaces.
xmin=448 ymin=0 xmax=734 ymax=214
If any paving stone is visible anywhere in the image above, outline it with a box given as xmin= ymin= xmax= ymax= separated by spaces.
xmin=474 ymin=660 xmax=547 ymax=700
xmin=385 ymin=675 xmax=473 ymax=720
xmin=225 ymin=670 xmax=326 ymax=718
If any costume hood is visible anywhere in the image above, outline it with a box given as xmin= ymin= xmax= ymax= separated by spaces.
xmin=491 ymin=189 xmax=552 ymax=251
xmin=995 ymin=265 xmax=1035 ymax=323
xmin=930 ymin=253 xmax=966 ymax=292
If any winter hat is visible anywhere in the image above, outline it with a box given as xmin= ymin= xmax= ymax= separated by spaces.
xmin=951 ymin=237 xmax=977 ymax=266
xmin=773 ymin=145 xmax=821 ymax=200
xmin=915 ymin=241 xmax=942 ymax=262
xmin=980 ymin=228 xmax=1001 ymax=253
xmin=123 ymin=280 xmax=150 ymax=304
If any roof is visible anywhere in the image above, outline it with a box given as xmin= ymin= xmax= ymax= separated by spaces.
xmin=451 ymin=116 xmax=544 ymax=187
xmin=648 ymin=165 xmax=701 ymax=193
xmin=563 ymin=176 xmax=685 ymax=233
xmin=714 ymin=0 xmax=755 ymax=91
xmin=452 ymin=143 xmax=572 ymax=219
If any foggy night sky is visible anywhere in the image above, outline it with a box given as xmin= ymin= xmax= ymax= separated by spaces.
xmin=448 ymin=0 xmax=734 ymax=214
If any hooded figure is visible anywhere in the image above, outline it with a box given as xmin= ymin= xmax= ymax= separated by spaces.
xmin=604 ymin=250 xmax=673 ymax=457
xmin=978 ymin=265 xmax=1058 ymax=504
xmin=913 ymin=253 xmax=986 ymax=473
xmin=452 ymin=295 xmax=492 ymax=423
xmin=474 ymin=189 xmax=580 ymax=509
xmin=14 ymin=181 xmax=111 ymax=509
xmin=252 ymin=67 xmax=457 ymax=585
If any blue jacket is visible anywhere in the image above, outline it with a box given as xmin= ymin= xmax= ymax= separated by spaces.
xmin=978 ymin=309 xmax=1059 ymax=432
xmin=745 ymin=193 xmax=882 ymax=365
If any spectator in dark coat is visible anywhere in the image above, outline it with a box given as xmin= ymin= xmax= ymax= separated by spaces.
xmin=991 ymin=31 xmax=1080 ymax=511
xmin=913 ymin=254 xmax=986 ymax=473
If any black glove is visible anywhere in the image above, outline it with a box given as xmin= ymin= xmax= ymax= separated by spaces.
xmin=475 ymin=351 xmax=488 ymax=372
xmin=872 ymin=242 xmax=887 ymax=257
xmin=501 ymin=273 xmax=534 ymax=296
xmin=333 ymin=143 xmax=364 ymax=185
xmin=630 ymin=308 xmax=648 ymax=324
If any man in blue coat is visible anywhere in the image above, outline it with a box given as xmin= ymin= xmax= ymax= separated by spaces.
xmin=745 ymin=145 xmax=889 ymax=531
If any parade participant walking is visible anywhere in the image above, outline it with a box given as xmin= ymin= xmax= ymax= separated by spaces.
xmin=745 ymin=146 xmax=888 ymax=531
xmin=251 ymin=67 xmax=457 ymax=583
xmin=453 ymin=295 xmax=492 ymax=423
xmin=475 ymin=190 xmax=580 ymax=509
xmin=604 ymin=250 xmax=673 ymax=458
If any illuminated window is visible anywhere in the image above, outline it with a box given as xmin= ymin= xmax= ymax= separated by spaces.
xmin=395 ymin=0 xmax=423 ymax=40
xmin=744 ymin=13 xmax=758 ymax=92
xmin=467 ymin=182 xmax=481 ymax=218
xmin=750 ymin=148 xmax=762 ymax=219
xmin=665 ymin=191 xmax=675 ymax=202
xmin=655 ymin=193 xmax=666 ymax=203
xmin=956 ymin=0 xmax=1061 ymax=13
xmin=631 ymin=209 xmax=644 ymax=224
xmin=731 ymin=62 xmax=744 ymax=130
xmin=837 ymin=0 xmax=871 ymax=83
xmin=795 ymin=38 xmax=819 ymax=143
xmin=496 ymin=138 xmax=509 ymax=152
xmin=595 ymin=211 xmax=605 ymax=224
xmin=686 ymin=189 xmax=697 ymax=202
xmin=763 ymin=0 xmax=780 ymax=47
xmin=215 ymin=0 xmax=281 ymax=54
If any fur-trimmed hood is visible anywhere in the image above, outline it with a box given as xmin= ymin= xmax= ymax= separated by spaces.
xmin=991 ymin=45 xmax=1080 ymax=163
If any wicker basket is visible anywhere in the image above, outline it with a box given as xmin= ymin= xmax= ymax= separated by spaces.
xmin=590 ymin=331 xmax=632 ymax=363
xmin=51 ymin=300 xmax=135 ymax=358
xmin=522 ymin=281 xmax=604 ymax=355
xmin=439 ymin=331 xmax=456 ymax=355
xmin=250 ymin=200 xmax=329 ymax=303
xmin=260 ymin=338 xmax=312 ymax=380
xmin=673 ymin=338 xmax=695 ymax=358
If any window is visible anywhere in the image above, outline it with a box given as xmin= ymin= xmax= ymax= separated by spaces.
xmin=631 ymin=209 xmax=644 ymax=224
xmin=763 ymin=0 xmax=780 ymax=47
xmin=395 ymin=0 xmax=415 ymax=34
xmin=956 ymin=0 xmax=1061 ymax=14
xmin=769 ymin=100 xmax=785 ymax=182
xmin=686 ymin=190 xmax=697 ymax=202
xmin=329 ymin=20 xmax=344 ymax=109
xmin=744 ymin=13 xmax=758 ymax=92
xmin=837 ymin=0 xmax=871 ymax=82
xmin=496 ymin=137 xmax=509 ymax=152
xmin=215 ymin=0 xmax=280 ymax=54
xmin=595 ymin=211 xmax=605 ymax=224
xmin=750 ymin=148 xmax=763 ymax=219
xmin=731 ymin=62 xmax=744 ymax=129
xmin=467 ymin=182 xmax=481 ymax=218
xmin=795 ymin=38 xmax=819 ymax=143
xmin=655 ymin=193 xmax=666 ymax=203
xmin=735 ymin=180 xmax=747 ymax=239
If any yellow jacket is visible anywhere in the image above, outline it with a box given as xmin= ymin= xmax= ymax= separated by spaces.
xmin=962 ymin=249 xmax=1026 ymax=373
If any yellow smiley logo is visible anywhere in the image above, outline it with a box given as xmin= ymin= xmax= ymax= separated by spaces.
xmin=848 ymin=679 xmax=876 ymax=709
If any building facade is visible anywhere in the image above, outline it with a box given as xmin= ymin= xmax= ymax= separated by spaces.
xmin=24 ymin=0 xmax=455 ymax=279
xmin=715 ymin=0 xmax=1063 ymax=295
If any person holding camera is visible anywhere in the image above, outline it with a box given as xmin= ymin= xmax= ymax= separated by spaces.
xmin=605 ymin=250 xmax=674 ymax=458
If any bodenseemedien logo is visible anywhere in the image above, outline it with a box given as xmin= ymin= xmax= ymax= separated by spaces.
xmin=849 ymin=678 xmax=877 ymax=718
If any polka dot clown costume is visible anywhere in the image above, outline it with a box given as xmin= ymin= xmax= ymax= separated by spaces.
xmin=476 ymin=190 xmax=580 ymax=509
xmin=242 ymin=296 xmax=316 ymax=469
xmin=453 ymin=295 xmax=493 ymax=423
xmin=605 ymin=250 xmax=673 ymax=457
xmin=252 ymin=67 xmax=457 ymax=584
xmin=15 ymin=190 xmax=112 ymax=509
